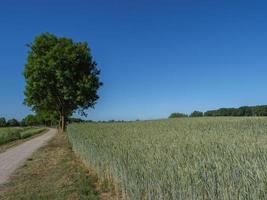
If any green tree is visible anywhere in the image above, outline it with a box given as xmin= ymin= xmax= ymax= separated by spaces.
xmin=7 ymin=118 xmax=20 ymax=127
xmin=36 ymin=110 xmax=58 ymax=126
xmin=0 ymin=117 xmax=6 ymax=127
xmin=169 ymin=112 xmax=188 ymax=118
xmin=21 ymin=114 xmax=38 ymax=126
xmin=24 ymin=33 xmax=102 ymax=132
xmin=190 ymin=111 xmax=203 ymax=117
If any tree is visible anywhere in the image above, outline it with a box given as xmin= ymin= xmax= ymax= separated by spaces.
xmin=68 ymin=117 xmax=85 ymax=123
xmin=24 ymin=33 xmax=102 ymax=132
xmin=169 ymin=112 xmax=188 ymax=118
xmin=21 ymin=114 xmax=38 ymax=126
xmin=190 ymin=111 xmax=203 ymax=117
xmin=36 ymin=110 xmax=58 ymax=126
xmin=7 ymin=118 xmax=20 ymax=127
xmin=0 ymin=117 xmax=6 ymax=127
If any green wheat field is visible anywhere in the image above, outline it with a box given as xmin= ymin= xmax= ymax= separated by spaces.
xmin=67 ymin=117 xmax=267 ymax=200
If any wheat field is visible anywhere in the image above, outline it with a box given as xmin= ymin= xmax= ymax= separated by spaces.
xmin=67 ymin=117 xmax=267 ymax=200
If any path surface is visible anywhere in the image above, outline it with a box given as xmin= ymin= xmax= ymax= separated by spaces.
xmin=0 ymin=128 xmax=57 ymax=185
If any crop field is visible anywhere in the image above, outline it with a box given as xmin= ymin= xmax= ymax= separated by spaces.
xmin=0 ymin=127 xmax=46 ymax=145
xmin=67 ymin=117 xmax=267 ymax=200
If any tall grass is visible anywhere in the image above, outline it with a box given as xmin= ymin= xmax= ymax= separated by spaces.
xmin=0 ymin=127 xmax=46 ymax=145
xmin=67 ymin=117 xmax=267 ymax=200
xmin=19 ymin=128 xmax=46 ymax=139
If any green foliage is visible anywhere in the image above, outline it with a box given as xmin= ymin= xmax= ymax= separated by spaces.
xmin=36 ymin=110 xmax=58 ymax=126
xmin=24 ymin=32 xmax=102 ymax=130
xmin=204 ymin=105 xmax=267 ymax=117
xmin=0 ymin=113 xmax=57 ymax=128
xmin=169 ymin=112 xmax=188 ymax=118
xmin=190 ymin=110 xmax=203 ymax=117
xmin=21 ymin=112 xmax=58 ymax=127
xmin=67 ymin=118 xmax=267 ymax=199
xmin=68 ymin=117 xmax=85 ymax=123
xmin=21 ymin=114 xmax=38 ymax=126
xmin=0 ymin=117 xmax=6 ymax=127
xmin=7 ymin=118 xmax=20 ymax=127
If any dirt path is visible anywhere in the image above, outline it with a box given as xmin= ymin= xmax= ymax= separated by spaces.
xmin=0 ymin=128 xmax=57 ymax=185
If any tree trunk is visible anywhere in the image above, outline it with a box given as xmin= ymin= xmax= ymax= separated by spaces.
xmin=61 ymin=115 xmax=66 ymax=132
xmin=58 ymin=105 xmax=66 ymax=134
xmin=58 ymin=117 xmax=62 ymax=133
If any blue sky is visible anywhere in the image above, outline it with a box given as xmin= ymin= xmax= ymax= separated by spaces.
xmin=0 ymin=0 xmax=267 ymax=120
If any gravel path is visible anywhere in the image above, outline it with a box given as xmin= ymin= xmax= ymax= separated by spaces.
xmin=0 ymin=128 xmax=57 ymax=185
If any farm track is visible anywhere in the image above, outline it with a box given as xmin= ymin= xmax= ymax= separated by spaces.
xmin=0 ymin=128 xmax=56 ymax=185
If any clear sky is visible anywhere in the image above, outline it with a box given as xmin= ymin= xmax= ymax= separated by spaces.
xmin=0 ymin=0 xmax=267 ymax=121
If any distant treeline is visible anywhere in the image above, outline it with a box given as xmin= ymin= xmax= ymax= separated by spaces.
xmin=0 ymin=115 xmax=57 ymax=127
xmin=204 ymin=105 xmax=267 ymax=117
xmin=2 ymin=105 xmax=266 ymax=127
xmin=169 ymin=105 xmax=267 ymax=118
xmin=0 ymin=118 xmax=20 ymax=127
xmin=0 ymin=115 xmax=127 ymax=127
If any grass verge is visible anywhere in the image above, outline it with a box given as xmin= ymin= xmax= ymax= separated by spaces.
xmin=0 ymin=133 xmax=99 ymax=200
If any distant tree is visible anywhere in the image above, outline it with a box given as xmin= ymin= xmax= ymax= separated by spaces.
xmin=239 ymin=106 xmax=253 ymax=116
xmin=24 ymin=33 xmax=102 ymax=132
xmin=20 ymin=115 xmax=36 ymax=126
xmin=203 ymin=105 xmax=267 ymax=117
xmin=169 ymin=112 xmax=188 ymax=118
xmin=68 ymin=117 xmax=84 ymax=123
xmin=36 ymin=110 xmax=58 ymax=126
xmin=190 ymin=111 xmax=203 ymax=117
xmin=21 ymin=114 xmax=38 ymax=126
xmin=204 ymin=110 xmax=215 ymax=116
xmin=255 ymin=106 xmax=267 ymax=116
xmin=21 ymin=111 xmax=58 ymax=127
xmin=0 ymin=117 xmax=6 ymax=127
xmin=7 ymin=118 xmax=20 ymax=127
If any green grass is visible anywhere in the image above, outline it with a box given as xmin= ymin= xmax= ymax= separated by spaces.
xmin=0 ymin=128 xmax=22 ymax=145
xmin=19 ymin=128 xmax=46 ymax=139
xmin=0 ymin=133 xmax=99 ymax=200
xmin=67 ymin=117 xmax=267 ymax=200
xmin=0 ymin=127 xmax=46 ymax=145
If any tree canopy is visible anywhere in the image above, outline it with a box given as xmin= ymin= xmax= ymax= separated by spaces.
xmin=169 ymin=112 xmax=188 ymax=118
xmin=7 ymin=119 xmax=20 ymax=127
xmin=24 ymin=33 xmax=102 ymax=131
xmin=190 ymin=111 xmax=203 ymax=117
